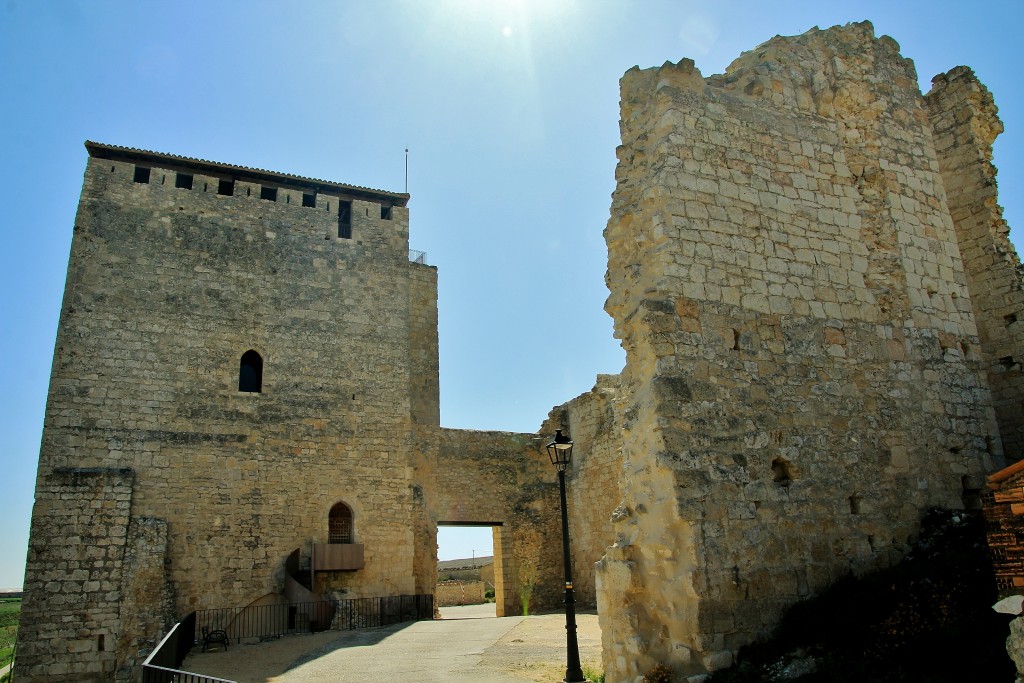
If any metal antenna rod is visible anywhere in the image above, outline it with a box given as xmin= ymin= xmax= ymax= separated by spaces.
xmin=405 ymin=148 xmax=409 ymax=193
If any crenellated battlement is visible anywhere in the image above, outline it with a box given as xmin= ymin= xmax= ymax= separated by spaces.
xmin=84 ymin=141 xmax=412 ymax=257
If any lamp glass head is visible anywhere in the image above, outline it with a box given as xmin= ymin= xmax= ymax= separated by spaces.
xmin=546 ymin=429 xmax=574 ymax=471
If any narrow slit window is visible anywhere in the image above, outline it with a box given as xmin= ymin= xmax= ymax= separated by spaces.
xmin=218 ymin=179 xmax=234 ymax=196
xmin=771 ymin=457 xmax=793 ymax=487
xmin=134 ymin=166 xmax=151 ymax=184
xmin=328 ymin=502 xmax=354 ymax=543
xmin=260 ymin=186 xmax=277 ymax=202
xmin=338 ymin=200 xmax=353 ymax=239
xmin=238 ymin=350 xmax=263 ymax=393
xmin=175 ymin=173 xmax=193 ymax=190
xmin=849 ymin=494 xmax=862 ymax=514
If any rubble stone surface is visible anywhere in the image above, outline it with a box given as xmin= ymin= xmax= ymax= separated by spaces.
xmin=594 ymin=21 xmax=1018 ymax=681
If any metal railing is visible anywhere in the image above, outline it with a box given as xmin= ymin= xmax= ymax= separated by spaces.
xmin=140 ymin=594 xmax=432 ymax=682
xmin=195 ymin=601 xmax=335 ymax=642
xmin=194 ymin=594 xmax=433 ymax=642
xmin=141 ymin=612 xmax=237 ymax=683
xmin=333 ymin=594 xmax=434 ymax=630
xmin=142 ymin=665 xmax=237 ymax=683
xmin=409 ymin=249 xmax=427 ymax=264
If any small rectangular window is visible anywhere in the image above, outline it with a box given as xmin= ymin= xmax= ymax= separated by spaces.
xmin=381 ymin=205 xmax=393 ymax=220
xmin=302 ymin=192 xmax=316 ymax=208
xmin=134 ymin=166 xmax=151 ymax=184
xmin=261 ymin=186 xmax=277 ymax=201
xmin=338 ymin=201 xmax=352 ymax=239
xmin=175 ymin=173 xmax=193 ymax=190
xmin=217 ymin=179 xmax=234 ymax=196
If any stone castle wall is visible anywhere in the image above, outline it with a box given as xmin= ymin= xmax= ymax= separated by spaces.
xmin=550 ymin=375 xmax=624 ymax=608
xmin=18 ymin=145 xmax=434 ymax=680
xmin=18 ymin=469 xmax=139 ymax=680
xmin=19 ymin=22 xmax=1024 ymax=683
xmin=18 ymin=143 xmax=573 ymax=681
xmin=595 ymin=22 xmax=1012 ymax=680
xmin=926 ymin=68 xmax=1024 ymax=459
xmin=432 ymin=428 xmax=562 ymax=616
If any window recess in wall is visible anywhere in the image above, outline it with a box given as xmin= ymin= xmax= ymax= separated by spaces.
xmin=315 ymin=501 xmax=364 ymax=571
xmin=238 ymin=350 xmax=263 ymax=393
xmin=338 ymin=200 xmax=352 ymax=239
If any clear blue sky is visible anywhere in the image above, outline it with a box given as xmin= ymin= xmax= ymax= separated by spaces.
xmin=1 ymin=0 xmax=1020 ymax=588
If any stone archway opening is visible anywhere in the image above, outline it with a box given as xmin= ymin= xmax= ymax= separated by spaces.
xmin=437 ymin=521 xmax=516 ymax=617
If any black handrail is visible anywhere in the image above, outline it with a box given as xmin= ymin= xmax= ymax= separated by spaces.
xmin=140 ymin=594 xmax=432 ymax=682
xmin=141 ymin=612 xmax=236 ymax=683
xmin=194 ymin=594 xmax=433 ymax=643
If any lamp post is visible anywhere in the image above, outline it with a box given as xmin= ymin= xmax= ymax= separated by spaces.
xmin=547 ymin=429 xmax=586 ymax=683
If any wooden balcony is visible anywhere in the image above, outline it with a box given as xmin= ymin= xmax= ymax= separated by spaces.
xmin=312 ymin=543 xmax=364 ymax=571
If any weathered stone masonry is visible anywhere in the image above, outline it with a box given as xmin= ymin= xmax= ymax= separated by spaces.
xmin=926 ymin=67 xmax=1024 ymax=459
xmin=593 ymin=22 xmax=1020 ymax=681
xmin=19 ymin=21 xmax=1024 ymax=683
xmin=17 ymin=143 xmax=569 ymax=681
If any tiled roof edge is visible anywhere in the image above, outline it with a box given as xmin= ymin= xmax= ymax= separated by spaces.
xmin=85 ymin=141 xmax=410 ymax=206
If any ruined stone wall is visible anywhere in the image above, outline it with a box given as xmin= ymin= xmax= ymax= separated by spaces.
xmin=596 ymin=22 xmax=1003 ymax=681
xmin=18 ymin=145 xmax=429 ymax=681
xmin=926 ymin=68 xmax=1024 ymax=460
xmin=549 ymin=375 xmax=623 ymax=608
xmin=18 ymin=468 xmax=145 ymax=681
xmin=432 ymin=428 xmax=563 ymax=616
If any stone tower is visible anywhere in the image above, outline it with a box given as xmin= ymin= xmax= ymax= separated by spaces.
xmin=16 ymin=142 xmax=439 ymax=680
xmin=18 ymin=143 xmax=575 ymax=683
xmin=594 ymin=22 xmax=1017 ymax=680
xmin=18 ymin=21 xmax=1023 ymax=683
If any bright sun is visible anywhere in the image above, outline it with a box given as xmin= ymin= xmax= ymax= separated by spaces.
xmin=440 ymin=0 xmax=574 ymax=39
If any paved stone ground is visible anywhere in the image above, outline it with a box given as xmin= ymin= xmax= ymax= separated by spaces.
xmin=182 ymin=604 xmax=603 ymax=683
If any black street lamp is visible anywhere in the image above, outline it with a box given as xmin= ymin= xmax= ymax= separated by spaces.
xmin=547 ymin=429 xmax=586 ymax=683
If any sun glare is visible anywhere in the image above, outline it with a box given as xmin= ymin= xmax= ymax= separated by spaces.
xmin=439 ymin=0 xmax=574 ymax=37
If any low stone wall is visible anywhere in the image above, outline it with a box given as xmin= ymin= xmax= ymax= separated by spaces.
xmin=435 ymin=581 xmax=486 ymax=606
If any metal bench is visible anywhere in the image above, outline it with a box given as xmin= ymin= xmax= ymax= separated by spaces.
xmin=201 ymin=625 xmax=230 ymax=652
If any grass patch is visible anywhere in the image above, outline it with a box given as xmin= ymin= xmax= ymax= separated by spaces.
xmin=709 ymin=509 xmax=1014 ymax=683
xmin=0 ymin=598 xmax=19 ymax=673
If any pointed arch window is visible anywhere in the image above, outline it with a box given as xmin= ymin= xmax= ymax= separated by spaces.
xmin=238 ymin=350 xmax=263 ymax=393
xmin=328 ymin=502 xmax=354 ymax=544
